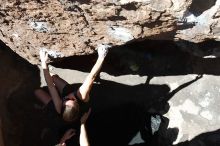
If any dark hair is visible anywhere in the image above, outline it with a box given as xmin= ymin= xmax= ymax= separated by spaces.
xmin=62 ymin=100 xmax=80 ymax=122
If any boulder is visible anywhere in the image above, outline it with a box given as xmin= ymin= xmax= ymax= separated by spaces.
xmin=0 ymin=0 xmax=220 ymax=64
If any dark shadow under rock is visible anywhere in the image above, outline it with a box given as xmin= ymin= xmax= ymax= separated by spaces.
xmin=51 ymin=40 xmax=220 ymax=77
xmin=0 ymin=40 xmax=42 ymax=146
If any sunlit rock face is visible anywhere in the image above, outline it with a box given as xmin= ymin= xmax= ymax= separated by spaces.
xmin=0 ymin=0 xmax=219 ymax=64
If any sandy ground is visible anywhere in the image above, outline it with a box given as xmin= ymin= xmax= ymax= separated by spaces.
xmin=47 ymin=66 xmax=220 ymax=145
xmin=1 ymin=40 xmax=220 ymax=146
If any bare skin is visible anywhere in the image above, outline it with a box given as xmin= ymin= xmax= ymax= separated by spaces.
xmin=59 ymin=129 xmax=76 ymax=146
xmin=57 ymin=108 xmax=91 ymax=146
xmin=35 ymin=46 xmax=109 ymax=146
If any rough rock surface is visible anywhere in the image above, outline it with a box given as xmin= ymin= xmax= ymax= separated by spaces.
xmin=2 ymin=38 xmax=220 ymax=146
xmin=0 ymin=0 xmax=220 ymax=64
xmin=0 ymin=40 xmax=41 ymax=146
